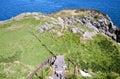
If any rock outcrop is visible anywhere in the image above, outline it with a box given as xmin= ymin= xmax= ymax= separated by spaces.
xmin=77 ymin=9 xmax=120 ymax=42
xmin=0 ymin=9 xmax=119 ymax=43
xmin=38 ymin=9 xmax=120 ymax=43
xmin=115 ymin=29 xmax=120 ymax=42
xmin=77 ymin=10 xmax=119 ymax=42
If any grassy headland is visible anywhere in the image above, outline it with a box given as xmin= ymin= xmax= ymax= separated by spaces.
xmin=0 ymin=9 xmax=120 ymax=79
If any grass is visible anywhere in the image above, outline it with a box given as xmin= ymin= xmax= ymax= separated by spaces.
xmin=0 ymin=13 xmax=120 ymax=79
xmin=0 ymin=17 xmax=52 ymax=65
xmin=0 ymin=17 xmax=52 ymax=79
xmin=36 ymin=31 xmax=120 ymax=78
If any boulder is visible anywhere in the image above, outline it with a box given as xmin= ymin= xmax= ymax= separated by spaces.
xmin=25 ymin=12 xmax=32 ymax=16
xmin=38 ymin=23 xmax=53 ymax=33
xmin=70 ymin=28 xmax=81 ymax=34
xmin=83 ymin=31 xmax=97 ymax=40
xmin=38 ymin=27 xmax=44 ymax=33
xmin=57 ymin=31 xmax=63 ymax=36
xmin=58 ymin=17 xmax=66 ymax=29
xmin=79 ymin=70 xmax=92 ymax=78
xmin=70 ymin=28 xmax=78 ymax=33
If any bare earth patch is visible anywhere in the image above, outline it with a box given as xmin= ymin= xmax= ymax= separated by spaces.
xmin=5 ymin=25 xmax=24 ymax=31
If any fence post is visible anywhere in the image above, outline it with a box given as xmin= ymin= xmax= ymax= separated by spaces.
xmin=41 ymin=68 xmax=44 ymax=79
xmin=74 ymin=65 xmax=78 ymax=78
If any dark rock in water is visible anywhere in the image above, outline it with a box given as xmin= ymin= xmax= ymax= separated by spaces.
xmin=115 ymin=29 xmax=120 ymax=42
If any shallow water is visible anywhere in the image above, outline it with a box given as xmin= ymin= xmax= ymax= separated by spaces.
xmin=0 ymin=0 xmax=120 ymax=27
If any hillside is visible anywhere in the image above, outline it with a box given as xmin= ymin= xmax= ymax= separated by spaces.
xmin=0 ymin=9 xmax=120 ymax=79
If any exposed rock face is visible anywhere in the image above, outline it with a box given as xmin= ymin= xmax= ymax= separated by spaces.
xmin=77 ymin=10 xmax=120 ymax=42
xmin=38 ymin=22 xmax=53 ymax=33
xmin=48 ymin=9 xmax=120 ymax=43
xmin=5 ymin=9 xmax=118 ymax=43
xmin=115 ymin=29 xmax=120 ymax=42
xmin=83 ymin=31 xmax=98 ymax=40
xmin=70 ymin=28 xmax=81 ymax=34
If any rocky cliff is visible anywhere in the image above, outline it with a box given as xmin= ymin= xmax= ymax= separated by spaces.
xmin=50 ymin=9 xmax=120 ymax=42
xmin=1 ymin=9 xmax=120 ymax=42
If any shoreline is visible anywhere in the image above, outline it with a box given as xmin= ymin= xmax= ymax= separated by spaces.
xmin=0 ymin=9 xmax=115 ymax=23
xmin=1 ymin=8 xmax=120 ymax=43
xmin=0 ymin=8 xmax=119 ymax=29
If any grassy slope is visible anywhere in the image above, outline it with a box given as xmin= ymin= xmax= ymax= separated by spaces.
xmin=0 ymin=17 xmax=51 ymax=65
xmin=0 ymin=14 xmax=120 ymax=79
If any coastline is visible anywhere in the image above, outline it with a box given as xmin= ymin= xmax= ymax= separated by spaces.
xmin=0 ymin=8 xmax=120 ymax=79
xmin=0 ymin=9 xmax=114 ymax=25
xmin=0 ymin=9 xmax=120 ymax=43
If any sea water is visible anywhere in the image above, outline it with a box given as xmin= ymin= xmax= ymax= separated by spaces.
xmin=0 ymin=0 xmax=120 ymax=27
